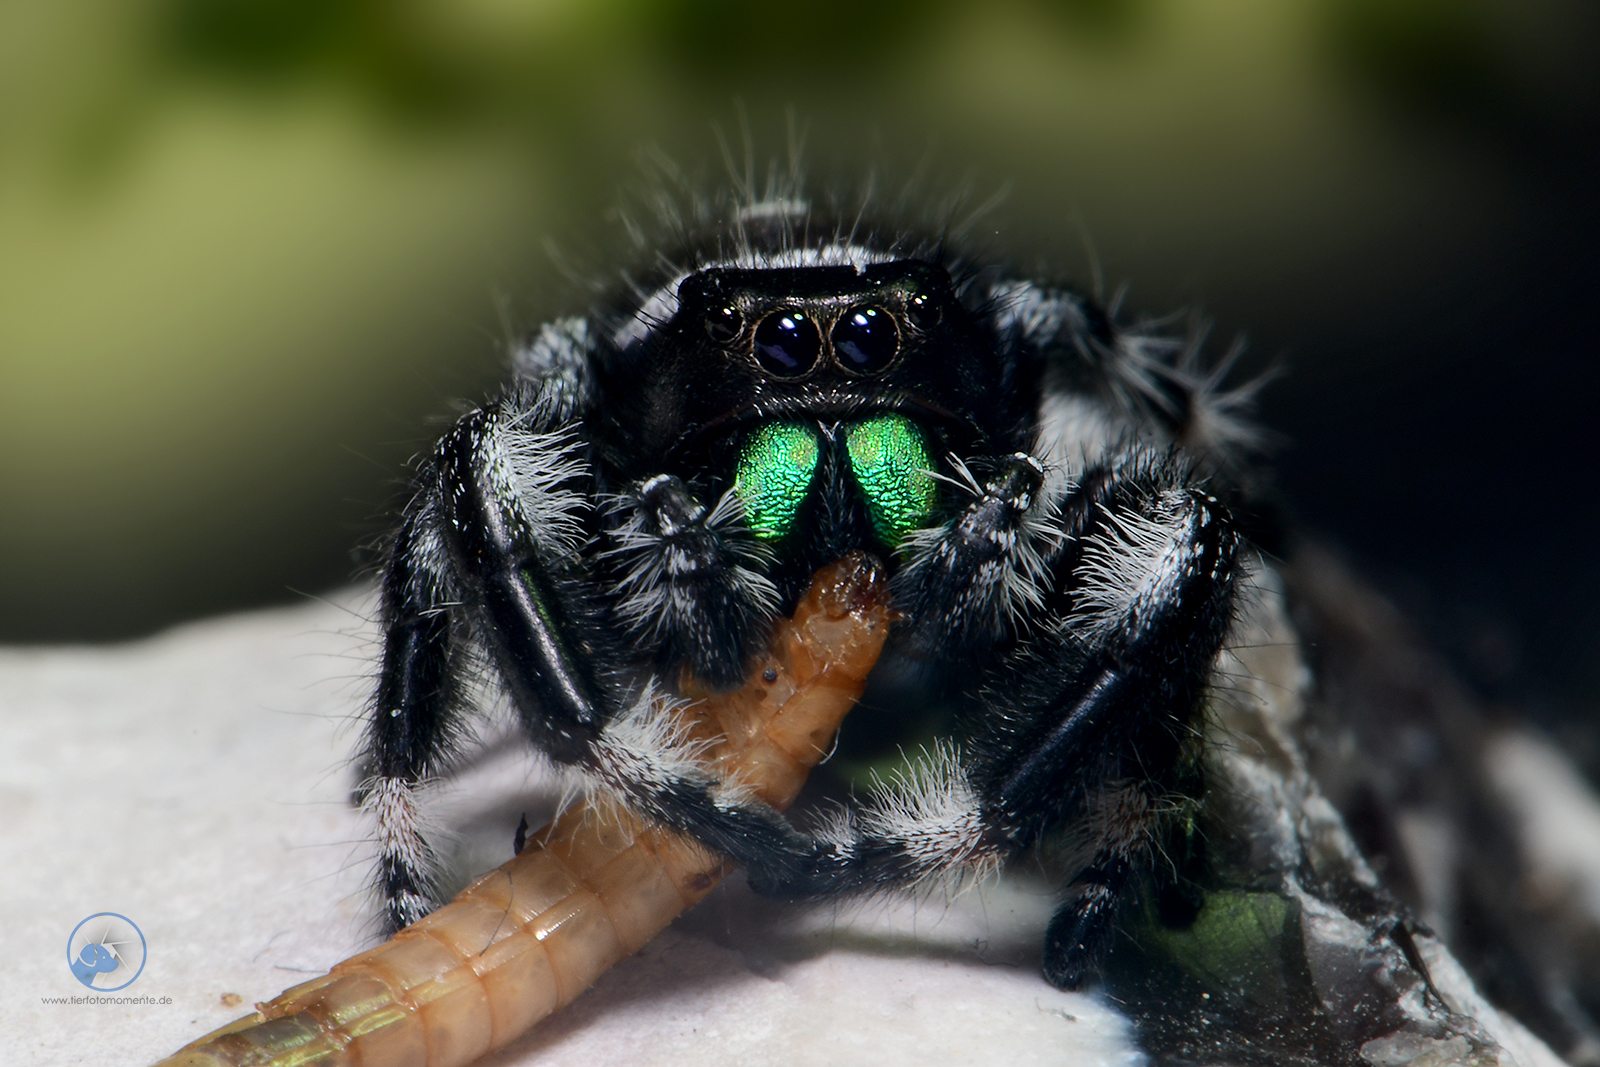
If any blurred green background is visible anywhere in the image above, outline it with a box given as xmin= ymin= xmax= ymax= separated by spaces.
xmin=2 ymin=0 xmax=1597 ymax=727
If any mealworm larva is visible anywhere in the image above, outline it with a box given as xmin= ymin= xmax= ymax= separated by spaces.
xmin=153 ymin=551 xmax=892 ymax=1067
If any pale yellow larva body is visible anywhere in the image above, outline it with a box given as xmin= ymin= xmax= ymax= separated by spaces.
xmin=154 ymin=553 xmax=892 ymax=1067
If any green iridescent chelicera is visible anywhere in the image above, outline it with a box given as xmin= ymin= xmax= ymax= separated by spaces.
xmin=845 ymin=414 xmax=937 ymax=548
xmin=734 ymin=415 xmax=938 ymax=548
xmin=734 ymin=422 xmax=821 ymax=541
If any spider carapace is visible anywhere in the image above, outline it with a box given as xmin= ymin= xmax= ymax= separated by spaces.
xmin=360 ymin=195 xmax=1247 ymax=992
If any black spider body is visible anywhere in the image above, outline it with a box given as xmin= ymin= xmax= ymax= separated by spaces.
xmin=360 ymin=197 xmax=1250 ymax=990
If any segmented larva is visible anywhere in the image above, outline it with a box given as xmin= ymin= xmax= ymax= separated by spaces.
xmin=153 ymin=553 xmax=892 ymax=1067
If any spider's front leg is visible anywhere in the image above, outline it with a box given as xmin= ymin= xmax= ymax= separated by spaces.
xmin=358 ymin=386 xmax=606 ymax=931
xmin=754 ymin=453 xmax=1240 ymax=990
xmin=361 ymin=505 xmax=467 ymax=932
xmin=988 ymin=464 xmax=1240 ymax=986
xmin=360 ymin=386 xmax=813 ymax=933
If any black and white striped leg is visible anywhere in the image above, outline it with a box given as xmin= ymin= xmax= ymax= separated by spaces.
xmin=995 ymin=279 xmax=1265 ymax=457
xmin=605 ymin=474 xmax=779 ymax=689
xmin=434 ymin=407 xmax=610 ymax=764
xmin=438 ymin=405 xmax=822 ymax=874
xmin=748 ymin=741 xmax=1004 ymax=898
xmin=363 ymin=392 xmax=826 ymax=932
xmin=360 ymin=485 xmax=471 ymax=931
xmin=979 ymin=475 xmax=1235 ymax=985
xmin=752 ymin=461 xmax=1238 ymax=991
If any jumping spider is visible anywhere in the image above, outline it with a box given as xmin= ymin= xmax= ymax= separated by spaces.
xmin=358 ymin=194 xmax=1256 ymax=991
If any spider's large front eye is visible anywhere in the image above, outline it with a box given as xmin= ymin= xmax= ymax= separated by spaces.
xmin=753 ymin=311 xmax=822 ymax=378
xmin=831 ymin=305 xmax=899 ymax=375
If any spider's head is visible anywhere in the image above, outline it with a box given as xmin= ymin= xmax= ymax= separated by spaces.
xmin=580 ymin=208 xmax=1046 ymax=563
xmin=592 ymin=249 xmax=1038 ymax=479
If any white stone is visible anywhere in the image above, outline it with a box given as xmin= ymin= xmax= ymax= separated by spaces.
xmin=0 ymin=592 xmax=1141 ymax=1067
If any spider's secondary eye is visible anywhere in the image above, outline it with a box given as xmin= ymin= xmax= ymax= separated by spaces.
xmin=754 ymin=311 xmax=822 ymax=377
xmin=705 ymin=305 xmax=742 ymax=343
xmin=831 ymin=305 xmax=899 ymax=375
xmin=906 ymin=292 xmax=940 ymax=330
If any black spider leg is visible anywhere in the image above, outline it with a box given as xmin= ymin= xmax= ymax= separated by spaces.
xmin=604 ymin=474 xmax=779 ymax=690
xmin=360 ymin=314 xmax=603 ymax=932
xmin=359 ymin=484 xmax=472 ymax=932
xmin=359 ymin=389 xmax=604 ymax=932
xmin=436 ymin=408 xmax=609 ymax=760
xmin=751 ymin=457 xmax=1239 ymax=993
xmin=440 ymin=412 xmax=825 ymax=881
xmin=362 ymin=389 xmax=824 ymax=933
xmin=742 ymin=458 xmax=1113 ymax=900
xmin=995 ymin=472 xmax=1239 ymax=988
xmin=993 ymin=279 xmax=1264 ymax=459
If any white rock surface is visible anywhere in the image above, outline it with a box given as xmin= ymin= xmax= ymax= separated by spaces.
xmin=0 ymin=593 xmax=1143 ymax=1067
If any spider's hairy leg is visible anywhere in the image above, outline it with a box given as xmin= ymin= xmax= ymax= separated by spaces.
xmin=742 ymin=452 xmax=1083 ymax=900
xmin=604 ymin=474 xmax=780 ymax=690
xmin=993 ymin=279 xmax=1263 ymax=460
xmin=742 ymin=452 xmax=1075 ymax=900
xmin=438 ymin=396 xmax=821 ymax=845
xmin=987 ymin=469 xmax=1238 ymax=988
xmin=893 ymin=451 xmax=1055 ymax=657
xmin=434 ymin=402 xmax=609 ymax=761
xmin=1043 ymin=773 xmax=1206 ymax=989
xmin=365 ymin=388 xmax=833 ymax=934
xmin=741 ymin=460 xmax=1134 ymax=900
xmin=1039 ymin=785 xmax=1156 ymax=989
xmin=359 ymin=384 xmax=602 ymax=933
xmin=359 ymin=487 xmax=473 ymax=932
xmin=750 ymin=458 xmax=1239 ymax=991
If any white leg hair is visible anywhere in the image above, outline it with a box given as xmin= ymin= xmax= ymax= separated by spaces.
xmin=1071 ymin=488 xmax=1204 ymax=644
xmin=819 ymin=742 xmax=1003 ymax=893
